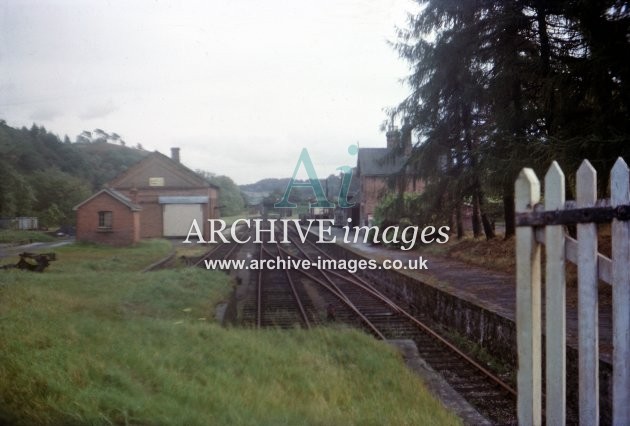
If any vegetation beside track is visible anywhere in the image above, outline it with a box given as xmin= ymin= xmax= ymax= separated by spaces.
xmin=421 ymin=229 xmax=613 ymax=309
xmin=0 ymin=229 xmax=57 ymax=245
xmin=422 ymin=234 xmax=517 ymax=274
xmin=422 ymin=224 xmax=613 ymax=276
xmin=0 ymin=240 xmax=460 ymax=425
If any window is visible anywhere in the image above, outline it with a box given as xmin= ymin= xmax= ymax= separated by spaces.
xmin=98 ymin=211 xmax=113 ymax=231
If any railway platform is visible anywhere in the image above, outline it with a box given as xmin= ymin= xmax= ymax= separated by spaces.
xmin=328 ymin=230 xmax=613 ymax=363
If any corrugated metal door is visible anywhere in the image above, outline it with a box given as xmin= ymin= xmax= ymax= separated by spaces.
xmin=163 ymin=204 xmax=203 ymax=237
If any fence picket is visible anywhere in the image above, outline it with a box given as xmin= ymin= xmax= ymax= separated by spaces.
xmin=517 ymin=158 xmax=630 ymax=425
xmin=611 ymin=157 xmax=630 ymax=425
xmin=515 ymin=168 xmax=542 ymax=426
xmin=576 ymin=159 xmax=599 ymax=425
xmin=544 ymin=161 xmax=566 ymax=425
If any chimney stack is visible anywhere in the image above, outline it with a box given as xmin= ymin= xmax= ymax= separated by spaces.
xmin=171 ymin=147 xmax=180 ymax=163
xmin=401 ymin=124 xmax=412 ymax=155
xmin=386 ymin=127 xmax=401 ymax=151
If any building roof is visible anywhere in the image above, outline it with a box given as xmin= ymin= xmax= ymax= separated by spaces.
xmin=73 ymin=188 xmax=142 ymax=211
xmin=107 ymin=151 xmax=219 ymax=190
xmin=158 ymin=196 xmax=209 ymax=204
xmin=357 ymin=148 xmax=408 ymax=176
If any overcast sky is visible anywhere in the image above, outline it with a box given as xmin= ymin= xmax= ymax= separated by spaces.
xmin=1 ymin=0 xmax=416 ymax=184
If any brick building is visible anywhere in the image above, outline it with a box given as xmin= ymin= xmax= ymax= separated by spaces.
xmin=356 ymin=128 xmax=423 ymax=225
xmin=75 ymin=148 xmax=219 ymax=245
xmin=73 ymin=188 xmax=141 ymax=246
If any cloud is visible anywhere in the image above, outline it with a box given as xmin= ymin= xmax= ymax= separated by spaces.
xmin=29 ymin=106 xmax=63 ymax=121
xmin=3 ymin=0 xmax=413 ymax=185
xmin=78 ymin=101 xmax=118 ymax=120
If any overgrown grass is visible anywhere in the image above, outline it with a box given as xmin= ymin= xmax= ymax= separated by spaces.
xmin=443 ymin=329 xmax=514 ymax=383
xmin=220 ymin=214 xmax=249 ymax=227
xmin=0 ymin=241 xmax=460 ymax=425
xmin=421 ymin=235 xmax=516 ymax=274
xmin=51 ymin=239 xmax=173 ymax=273
xmin=421 ymin=229 xmax=613 ymax=308
xmin=0 ymin=230 xmax=56 ymax=244
xmin=422 ymin=224 xmax=613 ymax=275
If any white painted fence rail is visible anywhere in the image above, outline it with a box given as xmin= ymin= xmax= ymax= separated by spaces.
xmin=515 ymin=158 xmax=630 ymax=426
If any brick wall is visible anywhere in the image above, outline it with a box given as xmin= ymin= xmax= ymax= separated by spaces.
xmin=118 ymin=187 xmax=219 ymax=239
xmin=137 ymin=202 xmax=162 ymax=238
xmin=76 ymin=193 xmax=139 ymax=246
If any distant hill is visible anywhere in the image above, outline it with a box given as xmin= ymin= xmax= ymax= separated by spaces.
xmin=239 ymin=178 xmax=293 ymax=194
xmin=0 ymin=120 xmax=254 ymax=226
xmin=0 ymin=122 xmax=148 ymax=189
xmin=74 ymin=141 xmax=149 ymax=189
xmin=0 ymin=121 xmax=147 ymax=226
xmin=239 ymin=174 xmax=348 ymax=206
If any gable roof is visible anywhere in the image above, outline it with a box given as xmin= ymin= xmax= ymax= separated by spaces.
xmin=346 ymin=168 xmax=360 ymax=195
xmin=73 ymin=188 xmax=142 ymax=211
xmin=357 ymin=148 xmax=408 ymax=176
xmin=107 ymin=151 xmax=219 ymax=189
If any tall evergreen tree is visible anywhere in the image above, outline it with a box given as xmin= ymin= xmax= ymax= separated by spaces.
xmin=390 ymin=0 xmax=630 ymax=238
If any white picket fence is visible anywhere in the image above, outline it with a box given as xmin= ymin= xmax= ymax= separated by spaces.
xmin=515 ymin=158 xmax=630 ymax=425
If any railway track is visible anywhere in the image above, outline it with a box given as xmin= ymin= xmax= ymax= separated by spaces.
xmin=200 ymin=224 xmax=519 ymax=424
xmin=192 ymin=226 xmax=249 ymax=267
xmin=281 ymin=229 xmax=517 ymax=425
xmin=255 ymin=241 xmax=317 ymax=328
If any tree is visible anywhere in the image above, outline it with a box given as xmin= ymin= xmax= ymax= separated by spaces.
xmin=391 ymin=0 xmax=630 ymax=239
xmin=0 ymin=120 xmax=146 ymax=226
xmin=29 ymin=169 xmax=92 ymax=227
xmin=196 ymin=171 xmax=246 ymax=217
xmin=391 ymin=0 xmax=498 ymax=239
xmin=0 ymin=159 xmax=35 ymax=217
xmin=76 ymin=129 xmax=127 ymax=146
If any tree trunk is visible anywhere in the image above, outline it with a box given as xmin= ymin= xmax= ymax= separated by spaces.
xmin=456 ymin=203 xmax=464 ymax=240
xmin=481 ymin=213 xmax=495 ymax=240
xmin=472 ymin=191 xmax=482 ymax=238
xmin=474 ymin=181 xmax=495 ymax=240
xmin=535 ymin=1 xmax=554 ymax=134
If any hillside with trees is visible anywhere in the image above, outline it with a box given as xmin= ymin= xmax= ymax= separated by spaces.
xmin=0 ymin=121 xmax=151 ymax=227
xmin=388 ymin=1 xmax=630 ymax=239
xmin=0 ymin=121 xmax=245 ymax=227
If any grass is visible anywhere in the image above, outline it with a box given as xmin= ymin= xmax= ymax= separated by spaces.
xmin=220 ymin=214 xmax=246 ymax=227
xmin=421 ymin=233 xmax=516 ymax=275
xmin=219 ymin=213 xmax=261 ymax=227
xmin=0 ymin=229 xmax=56 ymax=244
xmin=0 ymin=240 xmax=460 ymax=426
xmin=421 ymin=224 xmax=614 ymax=276
xmin=443 ymin=329 xmax=514 ymax=383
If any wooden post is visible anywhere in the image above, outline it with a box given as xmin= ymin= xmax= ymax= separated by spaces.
xmin=611 ymin=157 xmax=630 ymax=425
xmin=516 ymin=168 xmax=542 ymax=426
xmin=577 ymin=159 xmax=599 ymax=425
xmin=545 ymin=161 xmax=566 ymax=425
